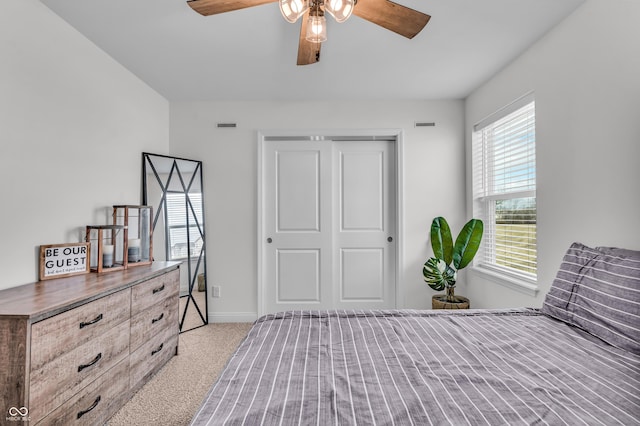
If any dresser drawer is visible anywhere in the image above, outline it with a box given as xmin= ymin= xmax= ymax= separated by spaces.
xmin=131 ymin=269 xmax=179 ymax=317
xmin=31 ymin=289 xmax=131 ymax=370
xmin=29 ymin=320 xmax=130 ymax=424
xmin=130 ymin=294 xmax=179 ymax=353
xmin=129 ymin=326 xmax=178 ymax=392
xmin=35 ymin=357 xmax=130 ymax=426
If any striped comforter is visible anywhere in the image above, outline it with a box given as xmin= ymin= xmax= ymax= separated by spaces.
xmin=191 ymin=309 xmax=640 ymax=425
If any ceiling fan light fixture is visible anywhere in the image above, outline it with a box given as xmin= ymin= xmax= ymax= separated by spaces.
xmin=280 ymin=0 xmax=309 ymax=23
xmin=305 ymin=14 xmax=327 ymax=43
xmin=324 ymin=0 xmax=355 ymax=23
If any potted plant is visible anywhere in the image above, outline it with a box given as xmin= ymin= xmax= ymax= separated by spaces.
xmin=423 ymin=217 xmax=483 ymax=309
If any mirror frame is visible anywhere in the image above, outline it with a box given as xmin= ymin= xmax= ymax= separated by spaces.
xmin=142 ymin=152 xmax=208 ymax=332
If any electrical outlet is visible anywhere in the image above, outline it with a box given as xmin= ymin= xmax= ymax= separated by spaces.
xmin=212 ymin=286 xmax=221 ymax=298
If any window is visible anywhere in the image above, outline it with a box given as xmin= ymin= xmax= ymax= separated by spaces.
xmin=166 ymin=192 xmax=204 ymax=260
xmin=472 ymin=93 xmax=537 ymax=282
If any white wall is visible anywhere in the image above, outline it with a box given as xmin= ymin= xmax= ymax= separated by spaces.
xmin=463 ymin=0 xmax=640 ymax=308
xmin=8 ymin=0 xmax=631 ymax=315
xmin=170 ymin=100 xmax=465 ymax=321
xmin=0 ymin=0 xmax=169 ymax=289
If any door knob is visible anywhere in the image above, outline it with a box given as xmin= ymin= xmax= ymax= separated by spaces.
xmin=267 ymin=237 xmax=273 ymax=243
xmin=387 ymin=237 xmax=393 ymax=242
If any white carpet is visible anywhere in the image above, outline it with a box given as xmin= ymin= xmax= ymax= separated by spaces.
xmin=108 ymin=322 xmax=252 ymax=425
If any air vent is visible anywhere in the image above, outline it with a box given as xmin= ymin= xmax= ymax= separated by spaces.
xmin=217 ymin=123 xmax=237 ymax=128
xmin=415 ymin=122 xmax=436 ymax=127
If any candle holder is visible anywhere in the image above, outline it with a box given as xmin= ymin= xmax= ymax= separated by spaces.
xmin=113 ymin=205 xmax=153 ymax=267
xmin=85 ymin=225 xmax=128 ymax=273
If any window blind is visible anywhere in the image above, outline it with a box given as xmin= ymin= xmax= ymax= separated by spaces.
xmin=166 ymin=193 xmax=204 ymax=260
xmin=473 ymin=96 xmax=537 ymax=278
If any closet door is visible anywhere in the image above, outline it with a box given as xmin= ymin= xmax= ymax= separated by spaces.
xmin=262 ymin=137 xmax=396 ymax=314
xmin=333 ymin=140 xmax=396 ymax=310
xmin=263 ymin=140 xmax=333 ymax=312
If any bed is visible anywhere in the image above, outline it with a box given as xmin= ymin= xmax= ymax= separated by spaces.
xmin=191 ymin=243 xmax=640 ymax=425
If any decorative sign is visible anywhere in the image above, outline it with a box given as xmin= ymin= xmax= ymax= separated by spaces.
xmin=39 ymin=242 xmax=90 ymax=281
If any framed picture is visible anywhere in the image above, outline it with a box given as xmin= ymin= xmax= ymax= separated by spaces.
xmin=39 ymin=242 xmax=91 ymax=281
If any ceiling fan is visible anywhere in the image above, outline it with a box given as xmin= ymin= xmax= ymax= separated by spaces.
xmin=186 ymin=0 xmax=431 ymax=65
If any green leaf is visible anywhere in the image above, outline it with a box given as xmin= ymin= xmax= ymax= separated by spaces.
xmin=452 ymin=219 xmax=484 ymax=270
xmin=430 ymin=217 xmax=453 ymax=265
xmin=423 ymin=257 xmax=456 ymax=291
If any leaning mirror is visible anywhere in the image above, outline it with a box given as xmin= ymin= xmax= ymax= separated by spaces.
xmin=142 ymin=153 xmax=208 ymax=332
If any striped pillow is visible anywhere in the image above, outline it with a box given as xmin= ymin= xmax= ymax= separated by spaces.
xmin=595 ymin=246 xmax=640 ymax=259
xmin=542 ymin=242 xmax=640 ymax=355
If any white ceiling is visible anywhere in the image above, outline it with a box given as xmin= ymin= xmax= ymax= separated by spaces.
xmin=41 ymin=0 xmax=585 ymax=101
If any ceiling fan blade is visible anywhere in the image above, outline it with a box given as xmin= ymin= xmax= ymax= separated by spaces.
xmin=187 ymin=0 xmax=277 ymax=16
xmin=353 ymin=0 xmax=430 ymax=39
xmin=297 ymin=13 xmax=321 ymax=66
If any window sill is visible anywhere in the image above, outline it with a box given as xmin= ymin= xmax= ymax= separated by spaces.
xmin=470 ymin=265 xmax=539 ymax=297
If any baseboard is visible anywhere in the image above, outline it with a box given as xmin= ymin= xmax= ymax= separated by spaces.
xmin=208 ymin=312 xmax=258 ymax=323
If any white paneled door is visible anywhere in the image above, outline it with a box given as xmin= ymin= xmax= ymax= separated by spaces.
xmin=261 ymin=137 xmax=396 ymax=314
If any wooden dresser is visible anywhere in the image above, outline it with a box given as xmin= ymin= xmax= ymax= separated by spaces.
xmin=0 ymin=262 xmax=180 ymax=425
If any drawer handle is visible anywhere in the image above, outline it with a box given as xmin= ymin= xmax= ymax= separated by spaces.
xmin=151 ymin=343 xmax=164 ymax=356
xmin=77 ymin=395 xmax=101 ymax=419
xmin=152 ymin=284 xmax=165 ymax=294
xmin=152 ymin=313 xmax=164 ymax=324
xmin=79 ymin=313 xmax=103 ymax=329
xmin=78 ymin=352 xmax=102 ymax=372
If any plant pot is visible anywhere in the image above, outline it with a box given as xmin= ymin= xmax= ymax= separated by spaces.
xmin=432 ymin=294 xmax=470 ymax=310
